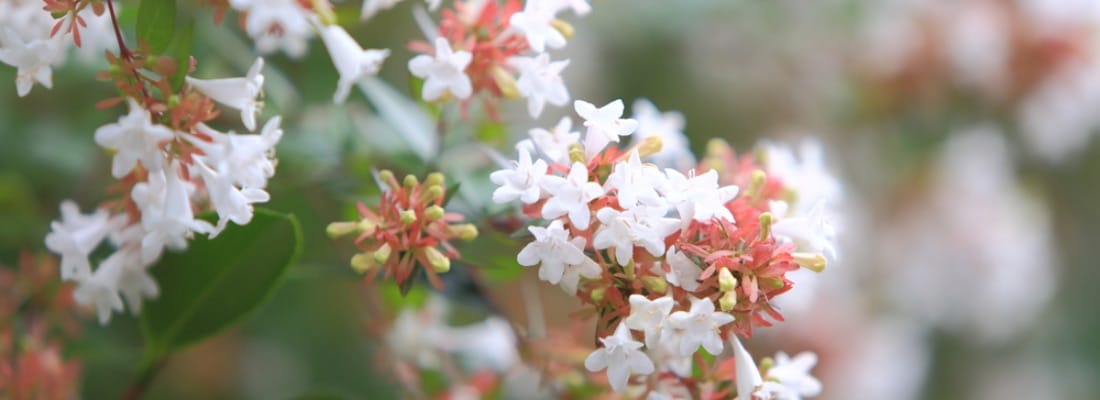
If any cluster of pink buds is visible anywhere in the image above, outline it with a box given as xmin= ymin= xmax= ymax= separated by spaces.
xmin=407 ymin=0 xmax=586 ymax=118
xmin=40 ymin=4 xmax=284 ymax=324
xmin=490 ymin=98 xmax=834 ymax=397
xmin=327 ymin=171 xmax=478 ymax=290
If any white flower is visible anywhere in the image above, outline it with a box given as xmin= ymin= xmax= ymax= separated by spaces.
xmin=548 ymin=0 xmax=591 ymax=16
xmin=131 ymin=164 xmax=214 ymax=263
xmin=593 ymin=205 xmax=679 ymax=265
xmin=408 ymin=37 xmax=473 ymax=101
xmin=192 ymin=158 xmax=270 ymax=236
xmin=604 ymin=150 xmax=667 ymax=209
xmin=317 ymin=24 xmax=390 ymax=104
xmin=540 ymin=162 xmax=604 ymax=230
xmin=111 ymin=248 xmax=159 ymax=314
xmin=730 ymin=335 xmax=764 ymax=400
xmin=516 ymin=220 xmax=599 ymax=294
xmin=584 ymin=323 xmax=655 ymax=393
xmin=771 ymin=198 xmax=837 ymax=260
xmin=516 ymin=116 xmax=580 ymax=164
xmin=661 ymin=169 xmax=738 ymax=223
xmin=508 ymin=53 xmax=570 ymax=118
xmin=490 ymin=147 xmax=549 ymax=204
xmin=0 ymin=28 xmax=64 ymax=97
xmin=361 ymin=0 xmax=404 ymax=20
xmin=186 ymin=58 xmax=265 ymax=131
xmin=238 ymin=0 xmax=313 ymax=58
xmin=662 ymin=296 xmax=734 ymax=356
xmin=623 ymin=294 xmax=674 ymax=347
xmin=664 ymin=246 xmax=701 ymax=292
xmin=94 ymin=99 xmax=176 ymax=178
xmin=764 ymin=351 xmax=823 ymax=399
xmin=72 ymin=254 xmax=125 ymax=325
xmin=631 ymin=99 xmax=694 ymax=170
xmin=761 ymin=138 xmax=842 ymax=215
xmin=44 ymin=201 xmax=115 ymax=281
xmin=188 ymin=118 xmax=283 ymax=190
xmin=509 ymin=0 xmax=567 ymax=53
xmin=575 ymin=99 xmax=639 ymax=158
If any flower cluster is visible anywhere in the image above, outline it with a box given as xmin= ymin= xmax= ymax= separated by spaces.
xmin=490 ymin=98 xmax=834 ymax=396
xmin=0 ymin=0 xmax=114 ymax=97
xmin=43 ymin=20 xmax=283 ymax=323
xmin=407 ymin=0 xmax=585 ymax=118
xmin=327 ymin=171 xmax=478 ymax=290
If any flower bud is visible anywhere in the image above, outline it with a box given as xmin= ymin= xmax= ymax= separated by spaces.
xmin=350 ymin=252 xmax=375 ymax=274
xmin=589 ymin=287 xmax=606 ymax=302
xmin=425 ymin=172 xmax=445 ymax=188
xmin=374 ymin=243 xmax=392 ymax=264
xmin=358 ymin=218 xmax=377 ymax=233
xmin=449 ymin=223 xmax=479 ymax=241
xmin=403 ymin=174 xmax=419 ymax=189
xmin=569 ymin=143 xmax=586 ymax=164
xmin=424 ymin=205 xmax=445 ymax=221
xmin=635 ymin=136 xmax=663 ymax=158
xmin=746 ymin=170 xmax=767 ymax=198
xmin=490 ymin=66 xmax=520 ymax=99
xmin=758 ymin=212 xmax=773 ymax=241
xmin=641 ymin=276 xmax=668 ymax=294
xmin=399 ymin=209 xmax=417 ymax=226
xmin=718 ymin=268 xmax=737 ymax=292
xmin=760 ymin=277 xmax=785 ymax=289
xmin=326 ymin=221 xmax=358 ymax=238
xmin=719 ymin=291 xmax=738 ymax=312
xmin=420 ymin=185 xmax=444 ymax=203
xmin=792 ymin=252 xmax=826 ymax=273
xmin=378 ymin=169 xmax=399 ymax=191
xmin=551 ymin=19 xmax=575 ymax=40
xmin=424 ymin=246 xmax=451 ymax=273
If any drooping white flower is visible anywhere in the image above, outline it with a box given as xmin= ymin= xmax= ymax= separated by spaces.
xmin=111 ymin=248 xmax=159 ymax=314
xmin=508 ymin=53 xmax=570 ymax=118
xmin=361 ymin=0 xmax=404 ymax=20
xmin=771 ymin=198 xmax=837 ymax=260
xmin=764 ymin=351 xmax=823 ymax=400
xmin=575 ymin=99 xmax=639 ymax=158
xmin=186 ymin=58 xmax=266 ymax=131
xmin=584 ymin=323 xmax=655 ymax=393
xmin=0 ymin=28 xmax=64 ymax=97
xmin=131 ymin=164 xmax=214 ymax=263
xmin=661 ymin=169 xmax=738 ymax=223
xmin=623 ymin=294 xmax=674 ymax=347
xmin=664 ymin=246 xmax=702 ymax=292
xmin=94 ymin=99 xmax=176 ymax=178
xmin=317 ymin=24 xmax=390 ymax=104
xmin=509 ymin=0 xmax=567 ymax=53
xmin=631 ymin=99 xmax=694 ymax=170
xmin=662 ymin=296 xmax=734 ymax=356
xmin=238 ymin=0 xmax=314 ymax=58
xmin=188 ymin=118 xmax=283 ymax=190
xmin=192 ymin=158 xmax=270 ymax=236
xmin=730 ymin=335 xmax=764 ymax=400
xmin=593 ymin=205 xmax=679 ymax=265
xmin=44 ymin=201 xmax=115 ymax=281
xmin=516 ymin=116 xmax=580 ymax=164
xmin=408 ymin=37 xmax=473 ymax=101
xmin=540 ymin=162 xmax=604 ymax=230
xmin=604 ymin=150 xmax=667 ymax=209
xmin=490 ymin=147 xmax=549 ymax=204
xmin=516 ymin=220 xmax=599 ymax=293
xmin=71 ymin=251 xmax=126 ymax=325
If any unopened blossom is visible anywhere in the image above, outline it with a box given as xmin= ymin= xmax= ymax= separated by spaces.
xmin=237 ymin=0 xmax=313 ymax=58
xmin=318 ymin=24 xmax=390 ymax=104
xmin=131 ymin=165 xmax=214 ymax=263
xmin=764 ymin=351 xmax=823 ymax=399
xmin=664 ymin=246 xmax=702 ymax=291
xmin=94 ymin=99 xmax=176 ymax=178
xmin=508 ymin=53 xmax=570 ymax=118
xmin=516 ymin=117 xmax=580 ymax=164
xmin=593 ymin=205 xmax=679 ymax=264
xmin=540 ymin=162 xmax=604 ymax=230
xmin=661 ymin=169 xmax=738 ymax=223
xmin=490 ymin=147 xmax=549 ymax=204
xmin=45 ymin=201 xmax=115 ymax=281
xmin=409 ymin=37 xmax=473 ymax=101
xmin=584 ymin=323 xmax=655 ymax=393
xmin=509 ymin=0 xmax=567 ymax=53
xmin=731 ymin=336 xmax=764 ymax=400
xmin=0 ymin=29 xmax=63 ymax=97
xmin=361 ymin=0 xmax=404 ymax=20
xmin=575 ymin=99 xmax=639 ymax=157
xmin=663 ymin=296 xmax=734 ymax=356
xmin=771 ymin=199 xmax=837 ymax=261
xmin=631 ymin=99 xmax=694 ymax=170
xmin=186 ymin=58 xmax=266 ymax=131
xmin=517 ymin=220 xmax=599 ymax=293
xmin=604 ymin=150 xmax=667 ymax=209
xmin=623 ymin=294 xmax=674 ymax=347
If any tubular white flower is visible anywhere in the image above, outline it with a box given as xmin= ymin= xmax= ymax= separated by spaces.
xmin=318 ymin=24 xmax=390 ymax=104
xmin=44 ymin=201 xmax=115 ymax=281
xmin=508 ymin=53 xmax=570 ymax=118
xmin=604 ymin=150 xmax=667 ymax=210
xmin=730 ymin=336 xmax=763 ymax=400
xmin=662 ymin=296 xmax=734 ymax=356
xmin=516 ymin=220 xmax=599 ymax=293
xmin=771 ymin=198 xmax=837 ymax=261
xmin=516 ymin=117 xmax=580 ymax=165
xmin=540 ymin=162 xmax=605 ymax=230
xmin=624 ymin=294 xmax=674 ymax=348
xmin=661 ymin=169 xmax=738 ymax=223
xmin=631 ymin=99 xmax=694 ymax=170
xmin=764 ymin=351 xmax=824 ymax=399
xmin=72 ymin=254 xmax=125 ymax=325
xmin=509 ymin=0 xmax=567 ymax=53
xmin=0 ymin=28 xmax=64 ymax=97
xmin=490 ymin=147 xmax=549 ymax=204
xmin=131 ymin=163 xmax=214 ymax=264
xmin=189 ymin=117 xmax=283 ymax=190
xmin=575 ymin=99 xmax=639 ymax=158
xmin=584 ymin=323 xmax=655 ymax=393
xmin=186 ymin=58 xmax=266 ymax=131
xmin=408 ymin=37 xmax=473 ymax=101
xmin=94 ymin=99 xmax=175 ymax=178
xmin=548 ymin=0 xmax=591 ymax=16
xmin=664 ymin=246 xmax=702 ymax=292
xmin=238 ymin=0 xmax=314 ymax=58
xmin=193 ymin=158 xmax=270 ymax=237
xmin=593 ymin=205 xmax=679 ymax=265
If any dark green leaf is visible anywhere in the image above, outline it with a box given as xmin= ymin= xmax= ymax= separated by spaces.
xmin=441 ymin=182 xmax=461 ymax=207
xmin=141 ymin=209 xmax=302 ymax=358
xmin=165 ymin=20 xmax=193 ymax=90
xmin=457 ymin=230 xmax=524 ymax=282
xmin=136 ymin=0 xmax=177 ymax=54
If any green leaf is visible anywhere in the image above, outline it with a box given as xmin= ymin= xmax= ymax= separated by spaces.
xmin=141 ymin=209 xmax=302 ymax=359
xmin=136 ymin=0 xmax=177 ymax=54
xmin=358 ymin=77 xmax=439 ymax=161
xmin=165 ymin=20 xmax=193 ymax=90
xmin=457 ymin=230 xmax=524 ymax=283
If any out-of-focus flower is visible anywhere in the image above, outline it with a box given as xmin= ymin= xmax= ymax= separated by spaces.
xmin=0 ymin=28 xmax=63 ymax=97
xmin=186 ymin=58 xmax=266 ymax=131
xmin=409 ymin=37 xmax=473 ymax=101
xmin=630 ymin=99 xmax=694 ymax=170
xmin=584 ymin=323 xmax=655 ymax=392
xmin=44 ymin=201 xmax=115 ymax=281
xmin=575 ymin=99 xmax=638 ymax=157
xmin=509 ymin=0 xmax=567 ymax=53
xmin=662 ymin=296 xmax=734 ymax=356
xmin=317 ymin=24 xmax=390 ymax=104
xmin=234 ymin=0 xmax=314 ymax=58
xmin=508 ymin=53 xmax=570 ymax=118
xmin=516 ymin=117 xmax=580 ymax=164
xmin=764 ymin=351 xmax=823 ymax=400
xmin=93 ymin=99 xmax=176 ymax=178
xmin=490 ymin=147 xmax=549 ymax=204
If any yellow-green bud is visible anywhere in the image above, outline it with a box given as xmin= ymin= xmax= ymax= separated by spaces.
xmin=403 ymin=174 xmax=419 ymax=189
xmin=424 ymin=205 xmax=445 ymax=221
xmin=589 ymin=287 xmax=606 ymax=302
xmin=792 ymin=252 xmax=826 ymax=273
xmin=326 ymin=221 xmax=358 ymax=238
xmin=425 ymin=172 xmax=445 ymax=188
xmin=636 ymin=136 xmax=664 ymax=158
xmin=358 ymin=219 xmax=377 ymax=233
xmin=623 ymin=259 xmax=636 ymax=280
xmin=758 ymin=212 xmax=773 ymax=241
xmin=568 ymin=143 xmax=586 ymax=164
xmin=378 ymin=170 xmax=398 ymax=190
xmin=399 ymin=209 xmax=417 ymax=226
xmin=490 ymin=66 xmax=520 ymax=99
xmin=450 ymin=223 xmax=479 ymax=241
xmin=551 ymin=19 xmax=575 ymax=40
xmin=421 ymin=185 xmax=444 ymax=203
xmin=641 ymin=276 xmax=668 ymax=294
xmin=759 ymin=357 xmax=775 ymax=375
xmin=760 ymin=277 xmax=785 ymax=289
xmin=719 ymin=291 xmax=738 ymax=312
xmin=374 ymin=244 xmax=392 ymax=264
xmin=350 ymin=253 xmax=375 ymax=274
xmin=748 ymin=170 xmax=767 ymax=197
xmin=424 ymin=247 xmax=451 ymax=273
xmin=718 ymin=268 xmax=737 ymax=292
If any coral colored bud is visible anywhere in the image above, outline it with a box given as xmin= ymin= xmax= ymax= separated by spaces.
xmin=424 ymin=205 xmax=445 ymax=220
xmin=326 ymin=221 xmax=358 ymax=238
xmin=403 ymin=174 xmax=419 ymax=189
xmin=635 ymin=136 xmax=663 ymax=158
xmin=490 ymin=66 xmax=520 ymax=99
xmin=350 ymin=253 xmax=375 ymax=274
xmin=551 ymin=19 xmax=575 ymax=40
xmin=425 ymin=172 xmax=445 ymax=188
xmin=374 ymin=244 xmax=392 ymax=264
xmin=641 ymin=276 xmax=668 ymax=294
xmin=449 ymin=223 xmax=479 ymax=241
xmin=758 ymin=212 xmax=773 ymax=241
xmin=569 ymin=143 xmax=586 ymax=164
xmin=590 ymin=287 xmax=606 ymax=302
xmin=792 ymin=252 xmax=826 ymax=273
xmin=623 ymin=259 xmax=636 ymax=280
xmin=399 ymin=209 xmax=417 ymax=225
xmin=378 ymin=170 xmax=398 ymax=190
xmin=424 ymin=247 xmax=451 ymax=273
xmin=718 ymin=268 xmax=737 ymax=292
xmin=719 ymin=291 xmax=738 ymax=312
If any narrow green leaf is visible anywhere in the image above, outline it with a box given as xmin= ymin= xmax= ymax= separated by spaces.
xmin=358 ymin=77 xmax=439 ymax=161
xmin=165 ymin=20 xmax=193 ymax=90
xmin=141 ymin=209 xmax=302 ymax=358
xmin=136 ymin=0 xmax=177 ymax=54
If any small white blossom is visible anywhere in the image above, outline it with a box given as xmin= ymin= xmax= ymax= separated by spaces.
xmin=508 ymin=53 xmax=570 ymax=118
xmin=188 ymin=118 xmax=283 ymax=190
xmin=94 ymin=99 xmax=176 ymax=178
xmin=761 ymin=138 xmax=842 ymax=215
xmin=131 ymin=164 xmax=214 ymax=263
xmin=112 ymin=249 xmax=159 ymax=314
xmin=584 ymin=323 xmax=655 ymax=393
xmin=44 ymin=201 xmax=115 ymax=281
xmin=490 ymin=147 xmax=549 ymax=204
xmin=361 ymin=0 xmax=404 ymax=20
xmin=593 ymin=205 xmax=679 ymax=265
xmin=409 ymin=37 xmax=473 ymax=101
xmin=631 ymin=99 xmax=694 ymax=170
xmin=548 ymin=0 xmax=591 ymax=16
xmin=664 ymin=246 xmax=702 ymax=292
xmin=731 ymin=336 xmax=764 ymax=400
xmin=662 ymin=296 xmax=734 ymax=356
xmin=318 ymin=24 xmax=390 ymax=104
xmin=237 ymin=0 xmax=313 ymax=58
xmin=575 ymin=99 xmax=639 ymax=158
xmin=661 ymin=169 xmax=738 ymax=223
xmin=72 ymin=259 xmax=125 ymax=325
xmin=604 ymin=150 xmax=667 ymax=209
xmin=0 ymin=28 xmax=64 ymax=97
xmin=764 ymin=351 xmax=823 ymax=400
xmin=516 ymin=117 xmax=580 ymax=164
xmin=540 ymin=162 xmax=604 ymax=230
xmin=186 ymin=58 xmax=265 ymax=131
xmin=193 ymin=158 xmax=270 ymax=236
xmin=623 ymin=294 xmax=674 ymax=347
xmin=509 ymin=0 xmax=567 ymax=53
xmin=771 ymin=198 xmax=837 ymax=260
xmin=516 ymin=220 xmax=599 ymax=294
